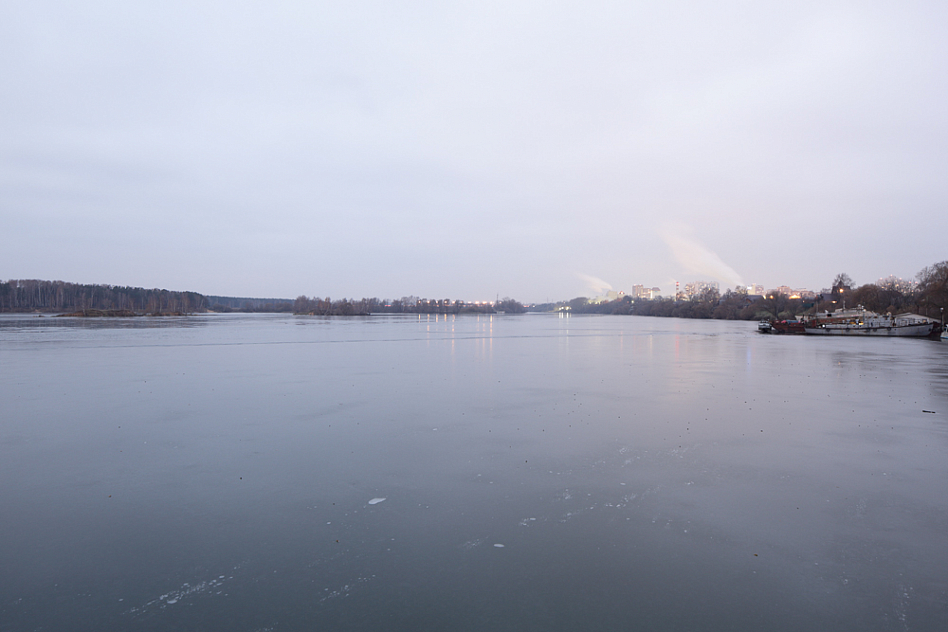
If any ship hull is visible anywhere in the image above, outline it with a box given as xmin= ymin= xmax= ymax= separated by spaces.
xmin=803 ymin=322 xmax=939 ymax=337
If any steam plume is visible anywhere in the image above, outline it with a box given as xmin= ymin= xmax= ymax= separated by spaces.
xmin=660 ymin=223 xmax=744 ymax=287
xmin=576 ymin=273 xmax=613 ymax=295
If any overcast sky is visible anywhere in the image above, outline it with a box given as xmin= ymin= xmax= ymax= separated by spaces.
xmin=2 ymin=1 xmax=946 ymax=302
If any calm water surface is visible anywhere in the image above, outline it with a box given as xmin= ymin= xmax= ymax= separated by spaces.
xmin=1 ymin=313 xmax=946 ymax=631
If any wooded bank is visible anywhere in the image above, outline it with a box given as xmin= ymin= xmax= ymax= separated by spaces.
xmin=0 ymin=280 xmax=207 ymax=314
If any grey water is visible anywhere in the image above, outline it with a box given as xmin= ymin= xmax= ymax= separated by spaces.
xmin=1 ymin=313 xmax=946 ymax=631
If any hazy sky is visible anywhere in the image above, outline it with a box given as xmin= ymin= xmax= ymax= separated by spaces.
xmin=2 ymin=2 xmax=946 ymax=302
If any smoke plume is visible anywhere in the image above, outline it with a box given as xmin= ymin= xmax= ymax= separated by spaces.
xmin=576 ymin=273 xmax=613 ymax=295
xmin=660 ymin=223 xmax=744 ymax=287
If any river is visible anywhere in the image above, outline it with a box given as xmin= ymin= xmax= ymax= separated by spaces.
xmin=1 ymin=313 xmax=946 ymax=631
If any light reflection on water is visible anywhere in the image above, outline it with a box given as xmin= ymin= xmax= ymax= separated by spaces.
xmin=1 ymin=313 xmax=946 ymax=631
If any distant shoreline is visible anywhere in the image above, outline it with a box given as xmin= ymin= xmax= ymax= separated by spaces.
xmin=4 ymin=264 xmax=946 ymax=322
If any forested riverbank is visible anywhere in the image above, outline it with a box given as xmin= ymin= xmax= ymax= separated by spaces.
xmin=0 ymin=280 xmax=527 ymax=317
xmin=0 ymin=280 xmax=295 ymax=315
xmin=0 ymin=280 xmax=208 ymax=314
xmin=551 ymin=261 xmax=948 ymax=322
xmin=5 ymin=260 xmax=945 ymax=321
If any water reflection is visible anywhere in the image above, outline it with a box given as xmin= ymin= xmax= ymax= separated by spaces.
xmin=0 ymin=312 xmax=212 ymax=332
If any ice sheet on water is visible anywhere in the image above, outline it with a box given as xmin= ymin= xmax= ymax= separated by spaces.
xmin=124 ymin=572 xmax=233 ymax=616
xmin=318 ymin=576 xmax=374 ymax=603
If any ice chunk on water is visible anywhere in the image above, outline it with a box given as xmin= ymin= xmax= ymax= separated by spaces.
xmin=493 ymin=543 xmax=505 ymax=548
xmin=368 ymin=497 xmax=386 ymax=505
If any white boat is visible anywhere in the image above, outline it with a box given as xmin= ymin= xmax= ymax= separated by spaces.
xmin=803 ymin=307 xmax=941 ymax=338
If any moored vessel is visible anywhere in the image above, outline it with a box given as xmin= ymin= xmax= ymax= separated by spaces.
xmin=757 ymin=319 xmax=805 ymax=334
xmin=772 ymin=319 xmax=805 ymax=334
xmin=803 ymin=307 xmax=940 ymax=338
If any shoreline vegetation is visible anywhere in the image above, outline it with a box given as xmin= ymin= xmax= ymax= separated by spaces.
xmin=547 ymin=261 xmax=947 ymax=323
xmin=57 ymin=309 xmax=146 ymax=318
xmin=291 ymin=296 xmax=525 ymax=316
xmin=2 ymin=261 xmax=945 ymax=321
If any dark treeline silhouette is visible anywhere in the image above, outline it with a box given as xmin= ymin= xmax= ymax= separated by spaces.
xmin=293 ymin=296 xmax=525 ymax=315
xmin=8 ymin=261 xmax=944 ymax=322
xmin=558 ymin=261 xmax=948 ymax=322
xmin=0 ymin=279 xmax=529 ymax=317
xmin=809 ymin=265 xmax=946 ymax=320
xmin=857 ymin=263 xmax=948 ymax=319
xmin=560 ymin=287 xmax=797 ymax=320
xmin=293 ymin=296 xmax=371 ymax=316
xmin=206 ymin=296 xmax=294 ymax=313
xmin=1 ymin=279 xmax=207 ymax=314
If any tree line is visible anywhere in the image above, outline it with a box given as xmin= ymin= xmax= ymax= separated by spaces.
xmin=8 ymin=261 xmax=944 ymax=320
xmin=293 ymin=296 xmax=525 ymax=315
xmin=205 ymin=296 xmax=294 ymax=313
xmin=559 ymin=261 xmax=948 ymax=322
xmin=0 ymin=279 xmax=529 ymax=316
xmin=0 ymin=279 xmax=207 ymax=314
